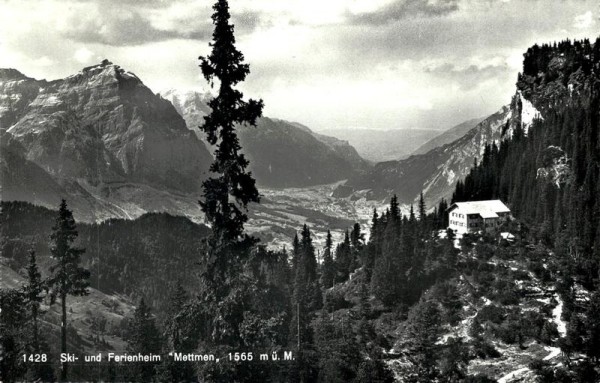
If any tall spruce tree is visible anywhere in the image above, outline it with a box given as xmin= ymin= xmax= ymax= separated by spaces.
xmin=0 ymin=289 xmax=27 ymax=382
xmin=198 ymin=0 xmax=263 ymax=247
xmin=335 ymin=230 xmax=352 ymax=283
xmin=196 ymin=0 xmax=264 ymax=352
xmin=48 ymin=199 xmax=90 ymax=381
xmin=418 ymin=192 xmax=426 ymax=220
xmin=126 ymin=298 xmax=161 ymax=382
xmin=290 ymin=225 xmax=322 ymax=382
xmin=23 ymin=250 xmax=44 ymax=353
xmin=321 ymin=230 xmax=335 ymax=289
xmin=23 ymin=250 xmax=54 ymax=382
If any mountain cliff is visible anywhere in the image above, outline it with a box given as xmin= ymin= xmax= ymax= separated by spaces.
xmin=0 ymin=61 xmax=213 ymax=220
xmin=1 ymin=61 xmax=211 ymax=191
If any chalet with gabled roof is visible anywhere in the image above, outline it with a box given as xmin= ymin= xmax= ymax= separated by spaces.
xmin=447 ymin=200 xmax=511 ymax=234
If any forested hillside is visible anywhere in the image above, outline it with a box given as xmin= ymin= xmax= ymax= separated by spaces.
xmin=450 ymin=37 xmax=600 ymax=380
xmin=453 ymin=38 xmax=600 ymax=288
xmin=0 ymin=201 xmax=210 ymax=311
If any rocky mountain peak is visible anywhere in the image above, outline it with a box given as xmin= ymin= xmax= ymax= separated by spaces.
xmin=0 ymin=68 xmax=32 ymax=82
xmin=1 ymin=63 xmax=213 ymax=212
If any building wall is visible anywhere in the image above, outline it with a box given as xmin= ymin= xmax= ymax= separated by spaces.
xmin=448 ymin=209 xmax=509 ymax=234
xmin=448 ymin=209 xmax=468 ymax=233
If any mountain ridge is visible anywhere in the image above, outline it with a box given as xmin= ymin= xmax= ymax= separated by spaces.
xmin=412 ymin=117 xmax=485 ymax=155
xmin=337 ymin=94 xmax=539 ymax=207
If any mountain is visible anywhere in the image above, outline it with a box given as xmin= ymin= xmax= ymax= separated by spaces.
xmin=162 ymin=89 xmax=370 ymax=187
xmin=453 ymin=37 xmax=600 ymax=258
xmin=336 ymin=95 xmax=538 ymax=207
xmin=319 ymin=128 xmax=441 ymax=162
xmin=411 ymin=117 xmax=485 ymax=155
xmin=0 ymin=63 xmax=370 ymax=226
xmin=0 ymin=60 xmax=213 ymax=221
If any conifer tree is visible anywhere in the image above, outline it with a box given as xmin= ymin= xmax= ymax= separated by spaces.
xmin=22 ymin=250 xmax=54 ymax=382
xmin=198 ymin=0 xmax=263 ymax=247
xmin=334 ymin=230 xmax=352 ymax=282
xmin=404 ymin=300 xmax=442 ymax=380
xmin=0 ymin=289 xmax=27 ymax=382
xmin=292 ymin=233 xmax=300 ymax=276
xmin=289 ymin=225 xmax=322 ymax=382
xmin=48 ymin=199 xmax=90 ymax=381
xmin=390 ymin=194 xmax=401 ymax=221
xmin=350 ymin=223 xmax=364 ymax=251
xmin=418 ymin=192 xmax=426 ymax=221
xmin=355 ymin=278 xmax=375 ymax=348
xmin=126 ymin=298 xmax=161 ymax=382
xmin=23 ymin=250 xmax=44 ymax=353
xmin=321 ymin=230 xmax=335 ymax=289
xmin=195 ymin=0 xmax=265 ymax=366
xmin=350 ymin=223 xmax=364 ymax=272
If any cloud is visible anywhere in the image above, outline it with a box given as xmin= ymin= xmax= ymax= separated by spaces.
xmin=424 ymin=62 xmax=511 ymax=90
xmin=349 ymin=0 xmax=460 ymax=24
xmin=32 ymin=56 xmax=56 ymax=67
xmin=70 ymin=0 xmax=173 ymax=7
xmin=74 ymin=47 xmax=95 ymax=63
xmin=573 ymin=11 xmax=594 ymax=29
xmin=54 ymin=2 xmax=265 ymax=47
xmin=2 ymin=0 xmax=598 ymax=132
xmin=58 ymin=6 xmax=213 ymax=46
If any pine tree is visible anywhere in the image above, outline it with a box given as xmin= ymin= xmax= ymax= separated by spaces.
xmin=295 ymin=225 xmax=322 ymax=313
xmin=404 ymin=300 xmax=442 ymax=380
xmin=321 ymin=230 xmax=335 ymax=289
xmin=0 ymin=289 xmax=27 ymax=382
xmin=390 ymin=195 xmax=401 ymax=221
xmin=23 ymin=250 xmax=44 ymax=353
xmin=126 ymin=298 xmax=161 ymax=382
xmin=22 ymin=250 xmax=54 ymax=382
xmin=289 ymin=225 xmax=322 ymax=382
xmin=164 ymin=282 xmax=190 ymax=351
xmin=48 ymin=199 xmax=90 ymax=381
xmin=371 ymin=228 xmax=403 ymax=306
xmin=198 ymin=0 xmax=263 ymax=246
xmin=418 ymin=192 xmax=426 ymax=221
xmin=355 ymin=278 xmax=375 ymax=347
xmin=350 ymin=223 xmax=364 ymax=251
xmin=195 ymin=2 xmax=266 ymax=372
xmin=350 ymin=223 xmax=364 ymax=272
xmin=334 ymin=230 xmax=352 ymax=282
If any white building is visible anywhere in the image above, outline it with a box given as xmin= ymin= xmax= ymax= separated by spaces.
xmin=447 ymin=200 xmax=511 ymax=234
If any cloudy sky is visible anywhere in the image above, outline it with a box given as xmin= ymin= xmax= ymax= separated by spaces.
xmin=1 ymin=0 xmax=598 ymax=131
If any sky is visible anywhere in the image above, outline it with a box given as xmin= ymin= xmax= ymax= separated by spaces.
xmin=1 ymin=0 xmax=599 ymax=131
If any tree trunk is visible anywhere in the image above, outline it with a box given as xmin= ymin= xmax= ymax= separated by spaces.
xmin=61 ymin=293 xmax=68 ymax=381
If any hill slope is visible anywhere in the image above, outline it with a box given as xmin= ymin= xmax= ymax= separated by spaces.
xmin=412 ymin=117 xmax=485 ymax=155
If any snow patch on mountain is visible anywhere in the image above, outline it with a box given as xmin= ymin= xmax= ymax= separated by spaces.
xmin=519 ymin=90 xmax=543 ymax=134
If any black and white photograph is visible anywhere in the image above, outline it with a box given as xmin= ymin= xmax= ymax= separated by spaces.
xmin=1 ymin=0 xmax=600 ymax=381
